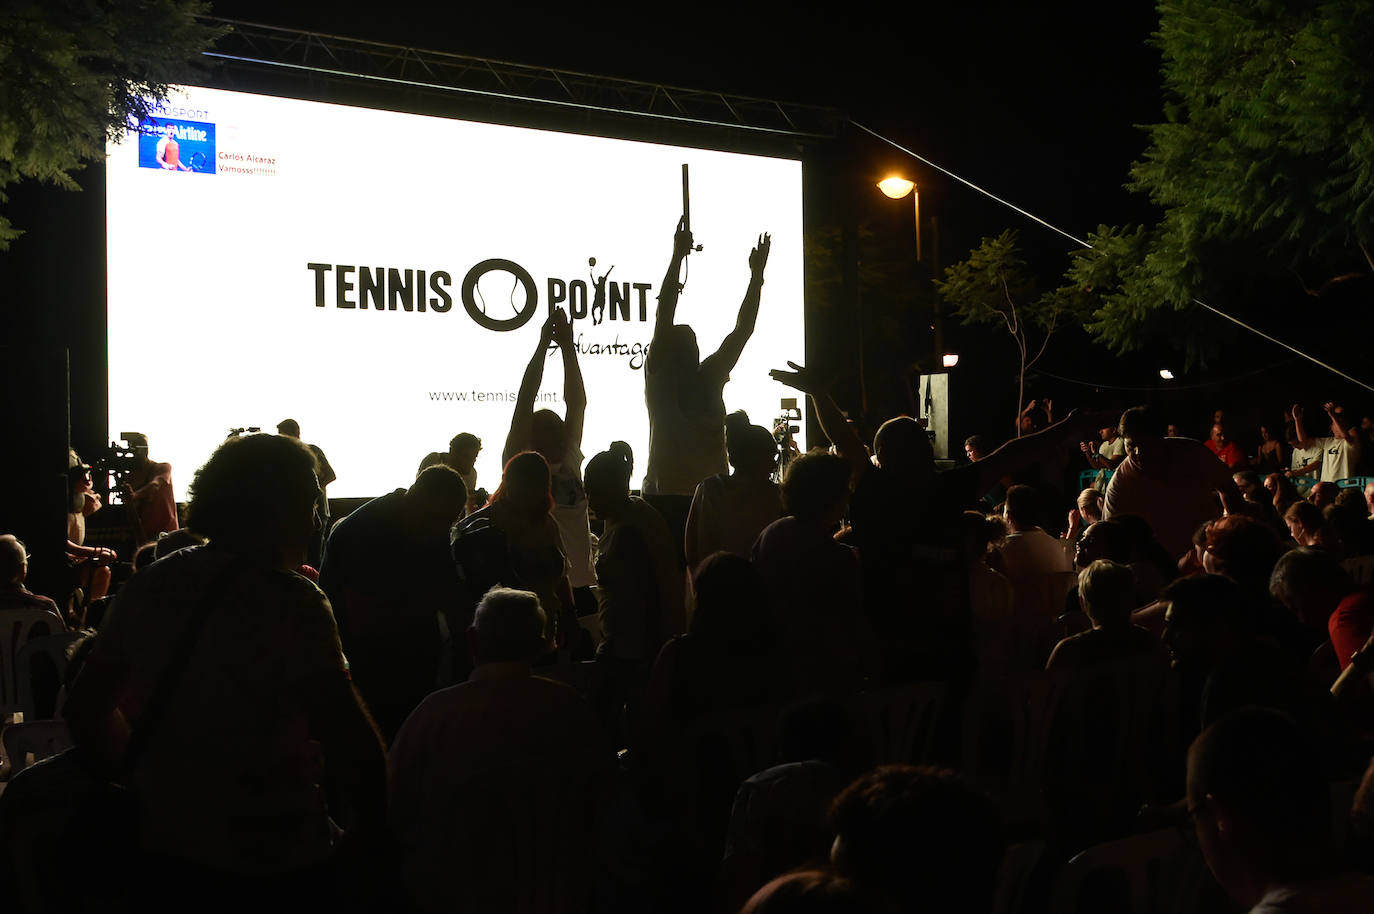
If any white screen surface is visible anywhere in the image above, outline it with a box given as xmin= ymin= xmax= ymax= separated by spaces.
xmin=106 ymin=86 xmax=804 ymax=499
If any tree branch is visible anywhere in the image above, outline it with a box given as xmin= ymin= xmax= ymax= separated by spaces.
xmin=999 ymin=271 xmax=1020 ymax=336
xmin=1025 ymin=310 xmax=1058 ymax=370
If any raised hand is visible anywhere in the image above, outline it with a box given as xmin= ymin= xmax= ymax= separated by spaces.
xmin=539 ymin=311 xmax=558 ymax=347
xmin=673 ymin=218 xmax=695 ymax=259
xmin=550 ymin=307 xmax=573 ymax=350
xmin=1292 ymin=403 xmax=1304 ymax=422
xmin=769 ymin=360 xmax=828 ymax=396
xmin=749 ymin=232 xmax=771 ymax=276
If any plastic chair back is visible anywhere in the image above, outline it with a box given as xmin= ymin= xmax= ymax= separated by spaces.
xmin=852 ymin=681 xmax=947 ymax=765
xmin=15 ymin=632 xmax=82 ymax=720
xmin=1341 ymin=555 xmax=1374 ymax=588
xmin=0 ymin=608 xmax=66 ymax=719
xmin=960 ymin=671 xmax=1073 ymax=822
xmin=1053 ymin=826 xmax=1210 ymax=914
xmin=1 ymin=720 xmax=72 ymax=776
xmin=406 ymin=770 xmax=601 ymax=914
xmin=1014 ymin=570 xmax=1079 ymax=668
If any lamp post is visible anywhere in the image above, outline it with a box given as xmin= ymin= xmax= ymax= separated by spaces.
xmin=877 ymin=175 xmax=946 ymax=369
xmin=877 ymin=176 xmax=920 ymax=262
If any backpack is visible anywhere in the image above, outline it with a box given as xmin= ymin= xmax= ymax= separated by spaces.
xmin=451 ymin=510 xmax=521 ymax=614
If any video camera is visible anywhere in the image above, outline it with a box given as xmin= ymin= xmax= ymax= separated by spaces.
xmin=86 ymin=432 xmax=147 ymax=504
xmin=90 ymin=432 xmax=143 ymax=484
xmin=773 ymin=397 xmax=802 ymax=445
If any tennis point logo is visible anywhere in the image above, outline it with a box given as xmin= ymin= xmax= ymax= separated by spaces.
xmin=136 ymin=118 xmax=217 ymax=174
xmin=306 ymin=259 xmax=656 ymax=332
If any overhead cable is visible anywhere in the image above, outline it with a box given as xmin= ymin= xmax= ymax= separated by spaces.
xmin=849 ymin=119 xmax=1374 ymax=393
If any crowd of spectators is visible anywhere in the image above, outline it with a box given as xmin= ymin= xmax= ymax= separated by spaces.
xmin=3 ymin=221 xmax=1374 ymax=913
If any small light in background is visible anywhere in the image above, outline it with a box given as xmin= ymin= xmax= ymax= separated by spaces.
xmin=942 ymin=353 xmax=960 ymax=368
xmin=1159 ymin=368 xmax=1175 ymax=380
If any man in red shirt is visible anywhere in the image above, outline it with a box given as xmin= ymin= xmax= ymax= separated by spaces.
xmin=1205 ymin=423 xmax=1249 ymax=469
xmin=122 ymin=432 xmax=179 ymax=540
xmin=1270 ymin=547 xmax=1374 ymax=672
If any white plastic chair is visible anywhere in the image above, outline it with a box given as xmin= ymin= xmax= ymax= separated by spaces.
xmin=0 ymin=608 xmax=66 ymax=721
xmin=15 ymin=631 xmax=82 ymax=720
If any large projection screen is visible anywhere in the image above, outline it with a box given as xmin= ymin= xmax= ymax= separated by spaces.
xmin=106 ymin=86 xmax=804 ymax=499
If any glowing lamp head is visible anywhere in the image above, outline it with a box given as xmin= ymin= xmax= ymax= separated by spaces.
xmin=878 ymin=177 xmax=916 ymax=199
xmin=1159 ymin=369 xmax=1175 ymax=380
xmin=942 ymin=353 xmax=960 ymax=369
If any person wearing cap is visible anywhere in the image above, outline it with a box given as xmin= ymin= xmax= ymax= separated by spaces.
xmin=64 ymin=448 xmax=116 ymax=613
xmin=121 ymin=432 xmax=178 ymax=540
xmin=277 ymin=419 xmax=336 ymax=568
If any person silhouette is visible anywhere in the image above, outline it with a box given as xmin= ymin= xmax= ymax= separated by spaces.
xmin=642 ymin=221 xmax=770 ymax=553
xmin=589 ymin=259 xmax=614 ymax=326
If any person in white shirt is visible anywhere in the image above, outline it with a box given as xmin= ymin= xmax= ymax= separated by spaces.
xmin=1080 ymin=424 xmax=1127 ymax=492
xmin=994 ymin=485 xmax=1074 ymax=666
xmin=1291 ymin=401 xmax=1362 ymax=482
xmin=1080 ymin=424 xmax=1126 ymax=470
xmin=1286 ymin=423 xmax=1323 ymax=482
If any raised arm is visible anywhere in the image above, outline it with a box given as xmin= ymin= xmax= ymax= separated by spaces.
xmin=552 ymin=310 xmax=586 ymax=449
xmin=1291 ymin=403 xmax=1313 ymax=448
xmin=703 ymin=233 xmax=770 ymax=379
xmin=652 ymin=221 xmax=694 ymax=347
xmin=503 ymin=312 xmax=557 ymax=464
xmin=1326 ymin=401 xmax=1360 ymax=443
xmin=769 ymin=360 xmax=869 ymax=479
xmin=975 ymin=410 xmax=1107 ymax=497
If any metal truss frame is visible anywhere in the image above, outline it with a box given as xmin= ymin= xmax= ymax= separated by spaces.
xmin=203 ymin=18 xmax=841 ymax=140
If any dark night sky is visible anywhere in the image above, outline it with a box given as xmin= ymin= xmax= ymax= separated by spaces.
xmin=210 ymin=0 xmax=1166 ymax=243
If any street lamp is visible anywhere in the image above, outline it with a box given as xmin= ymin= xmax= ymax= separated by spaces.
xmin=878 ymin=174 xmax=942 ymax=370
xmin=877 ymin=176 xmax=920 ymax=261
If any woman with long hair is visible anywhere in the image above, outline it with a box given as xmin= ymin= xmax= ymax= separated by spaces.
xmin=584 ymin=442 xmax=685 ymax=743
xmin=456 ymin=451 xmax=574 ymax=654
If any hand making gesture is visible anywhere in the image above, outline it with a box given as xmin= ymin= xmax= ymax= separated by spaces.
xmin=769 ymin=360 xmax=830 ymax=397
xmin=749 ymin=233 xmax=771 ymax=278
xmin=550 ymin=307 xmax=574 ymax=351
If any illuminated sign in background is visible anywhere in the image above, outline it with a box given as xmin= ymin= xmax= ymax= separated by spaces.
xmin=107 ymin=86 xmax=804 ymax=498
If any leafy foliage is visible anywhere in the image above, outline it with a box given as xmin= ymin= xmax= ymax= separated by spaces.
xmin=937 ymin=230 xmax=1091 ymax=431
xmin=0 ymin=0 xmax=223 ymax=246
xmin=1065 ymin=0 xmax=1374 ymax=361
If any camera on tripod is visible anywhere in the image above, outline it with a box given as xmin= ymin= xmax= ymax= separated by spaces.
xmin=773 ymin=397 xmax=801 ymax=445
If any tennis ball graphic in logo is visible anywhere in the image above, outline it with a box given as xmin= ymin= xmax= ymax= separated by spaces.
xmin=461 ymin=259 xmax=539 ymax=332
